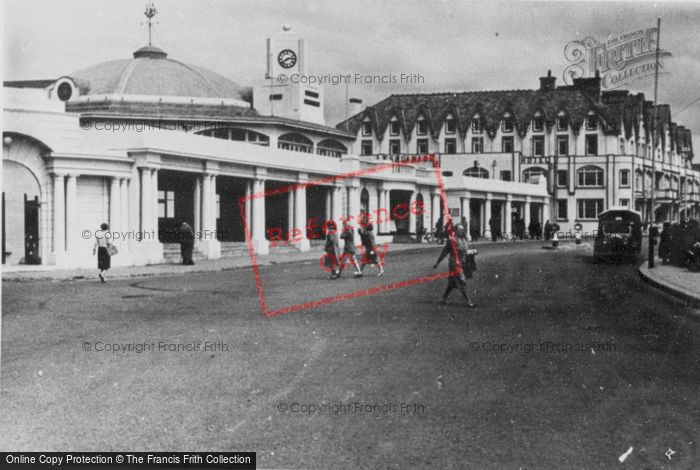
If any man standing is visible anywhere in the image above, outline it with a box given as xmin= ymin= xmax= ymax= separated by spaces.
xmin=179 ymin=221 xmax=195 ymax=265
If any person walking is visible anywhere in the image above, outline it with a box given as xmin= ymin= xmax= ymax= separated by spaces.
xmin=179 ymin=221 xmax=196 ymax=265
xmin=92 ymin=222 xmax=113 ymax=283
xmin=544 ymin=220 xmax=552 ymax=241
xmin=323 ymin=220 xmax=342 ymax=279
xmin=339 ymin=222 xmax=363 ymax=277
xmin=359 ymin=223 xmax=384 ymax=276
xmin=433 ymin=223 xmax=475 ymax=308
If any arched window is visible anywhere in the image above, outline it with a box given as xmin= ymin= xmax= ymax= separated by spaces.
xmin=523 ymin=166 xmax=547 ymax=183
xmin=196 ymin=127 xmax=270 ymax=146
xmin=361 ymin=116 xmax=372 ymax=136
xmin=532 ymin=112 xmax=544 ymax=133
xmin=501 ymin=113 xmax=513 ymax=133
xmin=416 ymin=115 xmax=428 ymax=135
xmin=316 ymin=139 xmax=347 ymax=158
xmin=389 ymin=116 xmax=400 ymax=136
xmin=278 ymin=133 xmax=313 ymax=153
xmin=577 ymin=165 xmax=604 ymax=187
xmin=463 ymin=167 xmax=489 ymax=178
xmin=556 ymin=112 xmax=568 ymax=132
xmin=444 ymin=114 xmax=456 ymax=134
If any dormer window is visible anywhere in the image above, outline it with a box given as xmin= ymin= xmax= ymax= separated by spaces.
xmin=362 ymin=117 xmax=372 ymax=136
xmin=444 ymin=114 xmax=456 ymax=134
xmin=586 ymin=113 xmax=598 ymax=131
xmin=471 ymin=116 xmax=482 ymax=134
xmin=416 ymin=116 xmax=428 ymax=135
xmin=390 ymin=116 xmax=400 ymax=136
xmin=532 ymin=114 xmax=544 ymax=133
xmin=502 ymin=114 xmax=513 ymax=133
xmin=557 ymin=114 xmax=568 ymax=132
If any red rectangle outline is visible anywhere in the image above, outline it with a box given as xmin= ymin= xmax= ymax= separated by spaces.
xmin=238 ymin=153 xmax=460 ymax=317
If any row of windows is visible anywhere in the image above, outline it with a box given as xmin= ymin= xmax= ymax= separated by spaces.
xmin=362 ymin=115 xmax=598 ymax=137
xmin=457 ymin=166 xmax=627 ymax=187
xmin=556 ymin=199 xmax=635 ymax=221
xmin=360 ymin=135 xmax=598 ymax=156
xmin=199 ymin=129 xmax=349 ymax=158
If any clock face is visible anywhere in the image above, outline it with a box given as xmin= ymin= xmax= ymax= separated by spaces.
xmin=277 ymin=49 xmax=297 ymax=69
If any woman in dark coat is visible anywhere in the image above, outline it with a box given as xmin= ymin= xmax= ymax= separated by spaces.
xmin=92 ymin=222 xmax=112 ymax=283
xmin=339 ymin=222 xmax=362 ymax=277
xmin=323 ymin=221 xmax=342 ymax=279
xmin=433 ymin=223 xmax=475 ymax=308
xmin=358 ymin=223 xmax=384 ymax=276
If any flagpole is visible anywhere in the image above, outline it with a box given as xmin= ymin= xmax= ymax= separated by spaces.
xmin=648 ymin=18 xmax=661 ymax=269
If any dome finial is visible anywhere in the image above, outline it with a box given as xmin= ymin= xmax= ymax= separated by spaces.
xmin=144 ymin=2 xmax=158 ymax=46
xmin=282 ymin=23 xmax=292 ymax=32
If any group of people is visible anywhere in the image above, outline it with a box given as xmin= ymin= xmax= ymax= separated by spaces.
xmin=92 ymin=217 xmax=479 ymax=310
xmin=323 ymin=222 xmax=385 ymax=279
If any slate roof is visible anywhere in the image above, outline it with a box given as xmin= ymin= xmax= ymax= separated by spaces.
xmin=338 ymin=74 xmax=693 ymax=157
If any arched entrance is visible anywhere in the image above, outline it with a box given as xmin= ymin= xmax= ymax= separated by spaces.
xmin=2 ymin=159 xmax=42 ymax=264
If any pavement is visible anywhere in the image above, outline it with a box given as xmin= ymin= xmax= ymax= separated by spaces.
xmin=1 ymin=238 xmax=554 ymax=282
xmin=639 ymin=261 xmax=700 ymax=307
xmin=3 ymin=240 xmax=699 ymax=468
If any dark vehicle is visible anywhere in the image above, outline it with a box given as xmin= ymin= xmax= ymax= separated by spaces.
xmin=593 ymin=207 xmax=642 ymax=263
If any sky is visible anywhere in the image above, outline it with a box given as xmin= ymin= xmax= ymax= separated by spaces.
xmin=3 ymin=0 xmax=700 ymax=144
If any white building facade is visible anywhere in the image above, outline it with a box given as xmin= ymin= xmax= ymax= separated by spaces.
xmin=2 ymin=29 xmax=578 ymax=269
xmin=338 ymin=71 xmax=700 ymax=237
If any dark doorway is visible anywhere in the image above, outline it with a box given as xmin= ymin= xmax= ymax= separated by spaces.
xmin=265 ymin=181 xmax=290 ymax=241
xmin=490 ymin=200 xmax=503 ymax=239
xmin=24 ymin=194 xmax=40 ymax=264
xmin=469 ymin=199 xmax=482 ymax=240
xmin=306 ymin=185 xmax=330 ymax=241
xmin=389 ymin=190 xmax=412 ymax=234
xmin=157 ymin=170 xmax=196 ymax=243
xmin=217 ymin=176 xmax=247 ymax=241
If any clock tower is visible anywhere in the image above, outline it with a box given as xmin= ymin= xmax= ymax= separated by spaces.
xmin=253 ymin=25 xmax=325 ymax=125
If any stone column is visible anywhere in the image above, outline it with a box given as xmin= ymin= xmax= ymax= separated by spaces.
xmin=332 ymin=185 xmax=343 ymax=223
xmin=140 ymin=167 xmax=151 ymax=234
xmin=348 ymin=184 xmax=361 ymax=225
xmin=245 ymin=180 xmax=252 ymax=234
xmin=544 ymin=198 xmax=550 ymax=224
xmin=524 ymin=197 xmax=531 ymax=235
xmin=194 ymin=177 xmax=201 ymax=234
xmin=151 ymin=169 xmax=159 ymax=239
xmin=431 ymin=192 xmax=441 ymax=230
xmin=199 ymin=173 xmax=221 ymax=259
xmin=252 ymin=178 xmax=269 ymax=255
xmin=210 ymin=174 xmax=218 ymax=237
xmin=109 ymin=177 xmax=120 ymax=234
xmin=65 ymin=174 xmax=77 ymax=254
xmin=287 ymin=189 xmax=295 ymax=238
xmin=505 ymin=195 xmax=513 ymax=238
xmin=408 ymin=191 xmax=417 ymax=234
xmin=294 ymin=174 xmax=310 ymax=251
xmin=381 ymin=189 xmax=391 ymax=233
xmin=484 ymin=193 xmax=492 ymax=238
xmin=53 ymin=173 xmax=65 ymax=256
xmin=202 ymin=174 xmax=212 ymax=234
xmin=461 ymin=195 xmax=470 ymax=237
xmin=120 ymin=179 xmax=129 ymax=237
xmin=325 ymin=189 xmax=332 ymax=222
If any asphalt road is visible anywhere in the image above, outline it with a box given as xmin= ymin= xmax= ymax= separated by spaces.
xmin=2 ymin=241 xmax=699 ymax=469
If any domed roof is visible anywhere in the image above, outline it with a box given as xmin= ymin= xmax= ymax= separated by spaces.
xmin=67 ymin=46 xmax=245 ymax=101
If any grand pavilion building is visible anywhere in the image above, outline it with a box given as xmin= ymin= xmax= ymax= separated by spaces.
xmin=2 ymin=21 xmax=697 ymax=269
